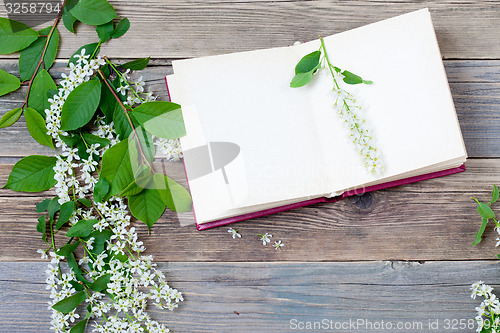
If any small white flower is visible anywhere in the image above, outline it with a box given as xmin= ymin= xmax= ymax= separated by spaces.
xmin=37 ymin=249 xmax=48 ymax=260
xmin=134 ymin=76 xmax=145 ymax=92
xmin=116 ymin=85 xmax=128 ymax=96
xmin=272 ymin=240 xmax=284 ymax=250
xmin=227 ymin=228 xmax=241 ymax=239
xmin=74 ymin=48 xmax=90 ymax=64
xmin=257 ymin=233 xmax=272 ymax=245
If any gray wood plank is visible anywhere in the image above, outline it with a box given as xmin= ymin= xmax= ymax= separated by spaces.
xmin=1 ymin=1 xmax=500 ymax=59
xmin=1 ymin=159 xmax=500 ymax=262
xmin=0 ymin=260 xmax=496 ymax=332
xmin=0 ymin=59 xmax=499 ymax=158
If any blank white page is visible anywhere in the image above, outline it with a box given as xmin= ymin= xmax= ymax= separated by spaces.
xmin=171 ymin=46 xmax=333 ymax=222
xmin=290 ymin=8 xmax=467 ymax=194
xmin=170 ymin=8 xmax=467 ymax=223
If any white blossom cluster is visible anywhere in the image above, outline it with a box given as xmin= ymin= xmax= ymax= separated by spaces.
xmin=40 ymin=50 xmax=183 ymax=332
xmin=471 ymin=281 xmax=500 ymax=332
xmin=113 ymin=67 xmax=183 ymax=161
xmin=331 ymin=71 xmax=383 ymax=175
xmin=154 ymin=137 xmax=183 ymax=161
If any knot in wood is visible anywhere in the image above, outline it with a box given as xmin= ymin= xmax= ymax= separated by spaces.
xmin=350 ymin=193 xmax=373 ymax=209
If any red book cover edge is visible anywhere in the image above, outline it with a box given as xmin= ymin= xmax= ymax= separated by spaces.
xmin=164 ymin=76 xmax=467 ymax=231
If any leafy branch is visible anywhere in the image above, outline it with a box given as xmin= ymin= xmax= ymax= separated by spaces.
xmin=472 ymin=185 xmax=499 ymax=249
xmin=0 ymin=0 xmax=190 ymax=331
xmin=23 ymin=0 xmax=67 ymax=109
xmin=290 ymin=37 xmax=382 ymax=174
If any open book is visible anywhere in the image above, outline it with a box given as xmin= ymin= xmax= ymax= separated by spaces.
xmin=166 ymin=8 xmax=467 ymax=230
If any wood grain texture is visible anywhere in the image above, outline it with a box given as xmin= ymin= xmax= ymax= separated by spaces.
xmin=0 ymin=159 xmax=499 ymax=262
xmin=0 ymin=59 xmax=499 ymax=158
xmin=1 ymin=1 xmax=500 ymax=59
xmin=1 ymin=260 xmax=497 ymax=332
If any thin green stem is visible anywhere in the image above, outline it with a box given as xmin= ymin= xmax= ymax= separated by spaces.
xmin=125 ymin=246 xmax=137 ymax=261
xmin=22 ymin=0 xmax=68 ymax=108
xmin=319 ymin=37 xmax=340 ymax=90
xmin=90 ymin=40 xmax=103 ymax=60
xmin=97 ymin=68 xmax=154 ymax=170
xmin=105 ymin=58 xmax=144 ymax=102
xmin=91 ymin=201 xmax=106 ymax=220
xmin=80 ymin=239 xmax=97 ymax=261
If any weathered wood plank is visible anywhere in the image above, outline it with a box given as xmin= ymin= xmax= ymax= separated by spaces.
xmin=0 ymin=260 xmax=495 ymax=332
xmin=0 ymin=159 xmax=499 ymax=262
xmin=1 ymin=1 xmax=499 ymax=59
xmin=0 ymin=59 xmax=499 ymax=158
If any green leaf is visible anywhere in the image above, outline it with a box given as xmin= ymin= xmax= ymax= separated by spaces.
xmin=66 ymin=219 xmax=98 ymax=238
xmin=70 ymin=319 xmax=88 ymax=333
xmin=93 ymin=178 xmax=110 ymax=203
xmin=56 ymin=201 xmax=75 ymax=229
xmin=341 ymin=70 xmax=363 ymax=85
xmin=84 ymin=304 xmax=92 ymax=319
xmin=67 ymin=252 xmax=88 ymax=283
xmin=19 ymin=27 xmax=59 ymax=82
xmin=128 ymin=188 xmax=166 ymax=230
xmin=290 ymin=71 xmax=313 ymax=88
xmin=76 ymin=140 xmax=90 ymax=160
xmin=111 ymin=251 xmax=128 ymax=263
xmin=294 ymin=51 xmax=321 ymax=74
xmin=100 ymin=140 xmax=135 ymax=199
xmin=52 ymin=290 xmax=87 ymax=313
xmin=27 ymin=69 xmax=57 ymax=117
xmin=78 ymin=198 xmax=92 ymax=207
xmin=81 ymin=133 xmax=110 ymax=148
xmin=0 ymin=69 xmax=20 ymax=96
xmin=0 ymin=108 xmax=22 ymax=128
xmin=0 ymin=18 xmax=38 ymax=55
xmin=84 ymin=229 xmax=112 ymax=255
xmin=59 ymin=134 xmax=82 ymax=148
xmin=55 ymin=240 xmax=80 ymax=257
xmin=136 ymin=126 xmax=156 ymax=162
xmin=36 ymin=198 xmax=51 ymax=213
xmin=48 ymin=197 xmax=61 ymax=219
xmin=4 ymin=155 xmax=57 ymax=192
xmin=61 ymin=79 xmax=102 ymax=131
xmin=62 ymin=4 xmax=78 ymax=33
xmin=113 ymin=103 xmax=134 ymax=140
xmin=473 ymin=217 xmax=489 ymax=246
xmin=70 ymin=0 xmax=117 ymax=26
xmin=24 ymin=107 xmax=54 ymax=149
xmin=132 ymin=101 xmax=185 ymax=139
xmin=478 ymin=202 xmax=496 ymax=220
xmin=37 ymin=215 xmax=47 ymax=243
xmin=117 ymin=180 xmax=144 ymax=197
xmin=96 ymin=21 xmax=113 ymax=42
xmin=111 ymin=17 xmax=130 ymax=39
xmin=99 ymin=79 xmax=118 ymax=122
xmin=68 ymin=43 xmax=100 ymax=67
xmin=89 ymin=274 xmax=110 ymax=292
xmin=154 ymin=174 xmax=192 ymax=212
xmin=101 ymin=64 xmax=110 ymax=78
xmin=118 ymin=57 xmax=150 ymax=70
xmin=490 ymin=185 xmax=499 ymax=205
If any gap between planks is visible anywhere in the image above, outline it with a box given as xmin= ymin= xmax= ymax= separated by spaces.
xmin=1 ymin=0 xmax=500 ymax=59
xmin=0 ymin=159 xmax=499 ymax=262
xmin=0 ymin=260 xmax=498 ymax=332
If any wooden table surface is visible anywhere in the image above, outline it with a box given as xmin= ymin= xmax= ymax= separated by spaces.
xmin=1 ymin=1 xmax=500 ymax=332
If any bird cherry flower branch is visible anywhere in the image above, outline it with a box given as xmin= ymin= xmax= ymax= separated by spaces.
xmin=290 ymin=36 xmax=383 ymax=175
xmin=97 ymin=66 xmax=153 ymax=171
xmin=0 ymin=0 xmax=191 ymax=331
xmin=22 ymin=0 xmax=67 ymax=109
xmin=470 ymin=185 xmax=500 ymax=332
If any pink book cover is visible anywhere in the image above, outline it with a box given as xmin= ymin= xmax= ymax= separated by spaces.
xmin=165 ymin=76 xmax=466 ymax=231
